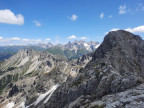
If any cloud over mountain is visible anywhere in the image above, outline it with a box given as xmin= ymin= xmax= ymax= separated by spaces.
xmin=67 ymin=35 xmax=77 ymax=39
xmin=109 ymin=26 xmax=144 ymax=34
xmin=125 ymin=26 xmax=144 ymax=33
xmin=79 ymin=37 xmax=88 ymax=40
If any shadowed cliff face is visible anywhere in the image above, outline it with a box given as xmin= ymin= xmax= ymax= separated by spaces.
xmin=43 ymin=30 xmax=144 ymax=108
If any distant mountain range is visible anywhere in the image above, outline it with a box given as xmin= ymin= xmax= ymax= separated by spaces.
xmin=0 ymin=41 xmax=100 ymax=60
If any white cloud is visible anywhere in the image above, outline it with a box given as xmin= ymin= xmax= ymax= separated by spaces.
xmin=33 ymin=20 xmax=41 ymax=26
xmin=0 ymin=9 xmax=24 ymax=25
xmin=11 ymin=37 xmax=20 ymax=40
xmin=125 ymin=26 xmax=144 ymax=33
xmin=22 ymin=39 xmax=30 ymax=42
xmin=110 ymin=28 xmax=119 ymax=32
xmin=46 ymin=38 xmax=51 ymax=41
xmin=108 ymin=15 xmax=112 ymax=18
xmin=105 ymin=28 xmax=119 ymax=34
xmin=69 ymin=14 xmax=78 ymax=21
xmin=35 ymin=39 xmax=42 ymax=42
xmin=67 ymin=35 xmax=77 ymax=39
xmin=119 ymin=5 xmax=127 ymax=14
xmin=107 ymin=25 xmax=144 ymax=35
xmin=79 ymin=37 xmax=88 ymax=40
xmin=0 ymin=37 xmax=47 ymax=46
xmin=0 ymin=37 xmax=3 ymax=40
xmin=100 ymin=13 xmax=104 ymax=19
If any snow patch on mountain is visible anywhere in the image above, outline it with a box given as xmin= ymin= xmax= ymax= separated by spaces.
xmin=64 ymin=40 xmax=100 ymax=52
xmin=35 ymin=84 xmax=59 ymax=105
xmin=5 ymin=102 xmax=14 ymax=108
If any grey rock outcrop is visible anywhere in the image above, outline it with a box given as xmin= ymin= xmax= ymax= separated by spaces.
xmin=77 ymin=53 xmax=92 ymax=66
xmin=43 ymin=30 xmax=144 ymax=108
xmin=0 ymin=49 xmax=83 ymax=108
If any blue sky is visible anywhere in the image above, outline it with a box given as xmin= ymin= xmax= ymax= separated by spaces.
xmin=0 ymin=0 xmax=144 ymax=45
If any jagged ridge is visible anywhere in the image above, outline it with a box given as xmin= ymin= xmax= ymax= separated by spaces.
xmin=0 ymin=49 xmax=85 ymax=108
xmin=43 ymin=30 xmax=144 ymax=108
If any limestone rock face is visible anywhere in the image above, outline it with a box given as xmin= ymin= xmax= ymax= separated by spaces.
xmin=1 ymin=30 xmax=144 ymax=108
xmin=44 ymin=30 xmax=144 ymax=108
xmin=0 ymin=49 xmax=83 ymax=108
xmin=77 ymin=53 xmax=92 ymax=67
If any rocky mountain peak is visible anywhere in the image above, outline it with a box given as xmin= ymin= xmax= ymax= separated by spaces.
xmin=17 ymin=49 xmax=37 ymax=56
xmin=41 ymin=30 xmax=144 ymax=108
xmin=105 ymin=30 xmax=142 ymax=46
xmin=93 ymin=30 xmax=143 ymax=60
